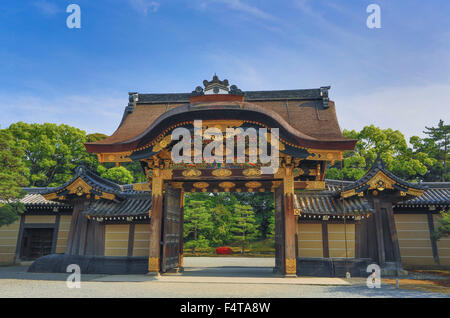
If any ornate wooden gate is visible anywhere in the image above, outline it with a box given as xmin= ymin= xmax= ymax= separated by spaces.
xmin=161 ymin=184 xmax=182 ymax=273
xmin=274 ymin=183 xmax=285 ymax=274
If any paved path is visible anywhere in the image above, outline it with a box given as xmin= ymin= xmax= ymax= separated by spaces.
xmin=0 ymin=257 xmax=448 ymax=298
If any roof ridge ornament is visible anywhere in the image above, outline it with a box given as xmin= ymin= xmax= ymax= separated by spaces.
xmin=320 ymin=86 xmax=330 ymax=109
xmin=191 ymin=75 xmax=243 ymax=96
xmin=373 ymin=153 xmax=385 ymax=169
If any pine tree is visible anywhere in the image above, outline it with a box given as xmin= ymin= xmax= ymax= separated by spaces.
xmin=433 ymin=209 xmax=450 ymax=241
xmin=231 ymin=204 xmax=257 ymax=254
xmin=183 ymin=199 xmax=213 ymax=253
xmin=422 ymin=120 xmax=449 ymax=181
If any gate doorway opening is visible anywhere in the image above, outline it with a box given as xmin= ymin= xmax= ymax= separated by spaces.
xmin=158 ymin=181 xmax=290 ymax=277
xmin=20 ymin=228 xmax=54 ymax=260
xmin=179 ymin=191 xmax=276 ymax=277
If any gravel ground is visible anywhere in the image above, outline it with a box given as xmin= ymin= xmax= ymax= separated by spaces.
xmin=0 ymin=257 xmax=448 ymax=298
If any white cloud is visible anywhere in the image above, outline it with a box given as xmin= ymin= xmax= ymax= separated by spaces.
xmin=216 ymin=0 xmax=275 ymax=21
xmin=128 ymin=0 xmax=160 ymax=15
xmin=32 ymin=0 xmax=61 ymax=16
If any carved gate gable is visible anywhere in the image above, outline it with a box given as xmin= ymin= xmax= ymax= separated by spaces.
xmin=274 ymin=183 xmax=285 ymax=274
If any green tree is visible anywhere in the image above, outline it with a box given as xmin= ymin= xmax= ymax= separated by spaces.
xmin=210 ymin=203 xmax=233 ymax=246
xmin=326 ymin=125 xmax=436 ymax=181
xmin=6 ymin=122 xmax=143 ymax=186
xmin=121 ymin=162 xmax=147 ymax=183
xmin=410 ymin=120 xmax=449 ymax=181
xmin=432 ymin=209 xmax=450 ymax=241
xmin=184 ymin=236 xmax=210 ymax=252
xmin=234 ymin=193 xmax=272 ymax=240
xmin=7 ymin=122 xmax=97 ymax=187
xmin=183 ymin=198 xmax=213 ymax=253
xmin=231 ymin=204 xmax=257 ymax=254
xmin=97 ymin=165 xmax=134 ymax=184
xmin=86 ymin=133 xmax=109 ymax=143
xmin=0 ymin=129 xmax=28 ymax=227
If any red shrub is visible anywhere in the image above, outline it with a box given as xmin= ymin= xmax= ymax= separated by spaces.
xmin=216 ymin=247 xmax=233 ymax=255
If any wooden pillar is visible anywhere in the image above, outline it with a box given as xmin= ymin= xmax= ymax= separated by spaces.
xmin=283 ymin=166 xmax=297 ymax=276
xmin=178 ymin=189 xmax=185 ymax=269
xmin=384 ymin=203 xmax=402 ymax=265
xmin=372 ymin=198 xmax=386 ymax=266
xmin=85 ymin=219 xmax=105 ymax=256
xmin=66 ymin=200 xmax=90 ymax=256
xmin=427 ymin=212 xmax=440 ymax=265
xmin=358 ymin=219 xmax=368 ymax=258
xmin=322 ymin=221 xmax=329 ymax=258
xmin=148 ymin=168 xmax=164 ymax=274
xmin=127 ymin=223 xmax=135 ymax=257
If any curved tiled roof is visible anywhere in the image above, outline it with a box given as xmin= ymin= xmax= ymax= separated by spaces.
xmin=341 ymin=157 xmax=426 ymax=195
xmin=85 ymin=86 xmax=356 ymax=154
xmin=295 ymin=191 xmax=373 ymax=216
xmin=83 ymin=193 xmax=151 ymax=217
xmin=396 ymin=182 xmax=450 ymax=207
xmin=136 ymin=89 xmax=323 ymax=104
xmin=41 ymin=165 xmax=124 ymax=198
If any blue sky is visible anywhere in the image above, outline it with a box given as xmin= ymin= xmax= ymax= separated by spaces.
xmin=0 ymin=0 xmax=449 ymax=139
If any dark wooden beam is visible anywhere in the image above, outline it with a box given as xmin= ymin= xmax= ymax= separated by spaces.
xmin=384 ymin=203 xmax=402 ymax=265
xmin=322 ymin=221 xmax=329 ymax=258
xmin=372 ymin=198 xmax=386 ymax=266
xmin=427 ymin=212 xmax=440 ymax=265
xmin=128 ymin=223 xmax=135 ymax=257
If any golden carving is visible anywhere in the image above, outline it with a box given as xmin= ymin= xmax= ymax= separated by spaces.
xmin=243 ymin=168 xmax=262 ymax=177
xmin=341 ymin=170 xmax=423 ymax=198
xmin=148 ymin=257 xmax=160 ymax=272
xmin=272 ymin=181 xmax=282 ymax=189
xmin=66 ymin=178 xmax=92 ymax=195
xmin=294 ymin=208 xmax=300 ymax=216
xmin=152 ymin=169 xmax=164 ymax=196
xmin=43 ymin=192 xmax=58 ymax=200
xmin=212 ymin=168 xmax=232 ymax=177
xmin=182 ymin=169 xmax=202 ymax=178
xmin=193 ymin=182 xmax=209 ymax=189
xmin=76 ymin=186 xmax=84 ymax=196
xmin=170 ymin=182 xmax=184 ymax=189
xmin=341 ymin=189 xmax=356 ymax=198
xmin=407 ymin=188 xmax=424 ymax=196
xmin=97 ymin=151 xmax=132 ymax=163
xmin=367 ymin=171 xmax=395 ymax=191
xmin=285 ymin=259 xmax=296 ymax=275
xmin=283 ymin=166 xmax=294 ymax=195
xmin=245 ymin=181 xmax=262 ymax=188
xmin=293 ymin=168 xmax=304 ymax=177
xmin=133 ymin=183 xmax=151 ymax=191
xmin=101 ymin=192 xmax=116 ymax=200
xmin=274 ymin=167 xmax=285 ymax=179
xmin=152 ymin=135 xmax=172 ymax=153
xmin=219 ymin=181 xmax=235 ymax=189
xmin=304 ymin=181 xmax=326 ymax=190
xmin=203 ymin=120 xmax=244 ymax=132
xmin=307 ymin=149 xmax=343 ymax=164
